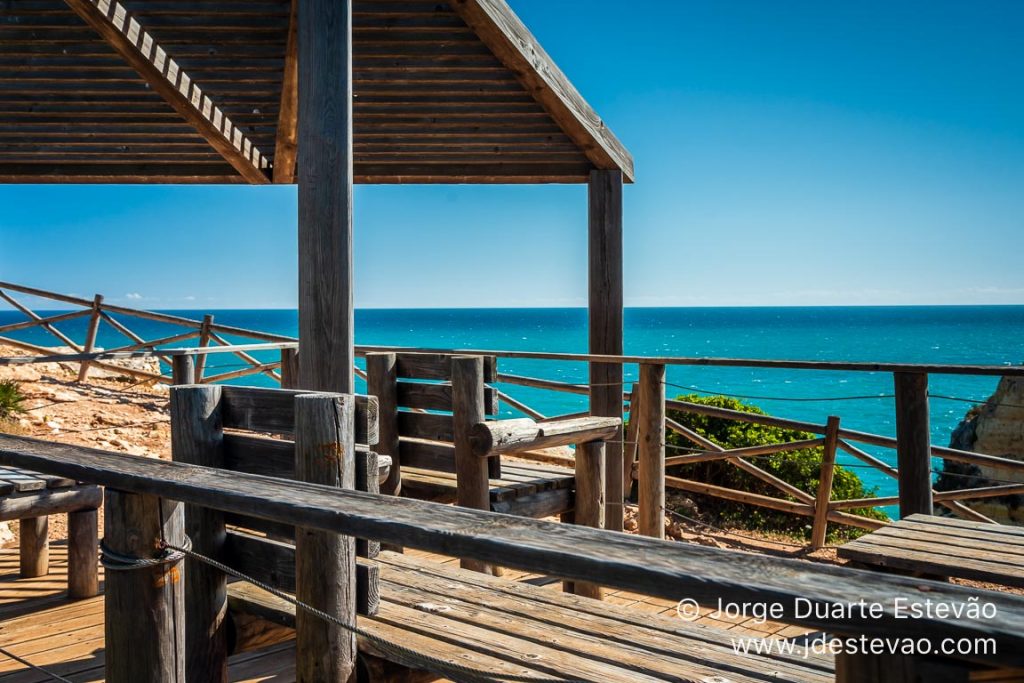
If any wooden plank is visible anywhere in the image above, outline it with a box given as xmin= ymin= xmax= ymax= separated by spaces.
xmin=894 ymin=372 xmax=933 ymax=516
xmin=397 ymin=411 xmax=454 ymax=443
xmin=298 ymin=0 xmax=354 ymax=396
xmin=219 ymin=386 xmax=378 ymax=447
xmin=5 ymin=434 xmax=1024 ymax=660
xmin=170 ymin=385 xmax=228 ymax=683
xmin=272 ymin=0 xmax=297 ymax=184
xmin=294 ymin=393 xmax=357 ymax=683
xmin=395 ymin=352 xmax=496 ymax=382
xmin=223 ymin=433 xmax=294 ymax=479
xmin=450 ymin=0 xmax=634 ymax=181
xmin=396 ymin=380 xmax=498 ymax=415
xmin=839 ymin=536 xmax=1024 ymax=588
xmin=61 ymin=0 xmax=270 ymax=183
xmin=398 ymin=437 xmax=454 ymax=472
xmin=0 ymin=466 xmax=48 ymax=492
xmin=0 ymin=486 xmax=102 ymax=523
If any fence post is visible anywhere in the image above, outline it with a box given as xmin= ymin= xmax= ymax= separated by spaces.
xmin=171 ymin=354 xmax=195 ymax=386
xmin=452 ymin=355 xmax=494 ymax=573
xmin=295 ymin=393 xmax=357 ymax=683
xmin=194 ymin=314 xmax=214 ymax=382
xmin=77 ymin=293 xmax=104 ymax=382
xmin=623 ymin=383 xmax=641 ymax=503
xmin=280 ymin=347 xmax=300 ymax=389
xmin=637 ymin=363 xmax=666 ymax=539
xmin=170 ymin=385 xmax=227 ymax=683
xmin=366 ymin=352 xmax=401 ymax=496
xmin=894 ymin=372 xmax=933 ymax=517
xmin=571 ymin=440 xmax=605 ymax=599
xmin=67 ymin=508 xmax=99 ymax=599
xmin=104 ymin=490 xmax=185 ymax=683
xmin=811 ymin=416 xmax=841 ymax=549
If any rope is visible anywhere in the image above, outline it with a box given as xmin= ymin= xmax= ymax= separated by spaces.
xmin=158 ymin=539 xmax=580 ymax=683
xmin=0 ymin=646 xmax=74 ymax=683
xmin=100 ymin=535 xmax=191 ymax=571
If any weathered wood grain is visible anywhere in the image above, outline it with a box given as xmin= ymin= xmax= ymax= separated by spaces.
xmin=894 ymin=372 xmax=933 ymax=516
xmin=67 ymin=508 xmax=98 ymax=599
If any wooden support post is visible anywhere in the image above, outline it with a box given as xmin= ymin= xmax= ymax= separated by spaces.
xmin=623 ymin=383 xmax=641 ymax=503
xmin=77 ymin=294 xmax=104 ymax=382
xmin=355 ymin=449 xmax=382 ymax=616
xmin=295 ymin=394 xmax=357 ymax=683
xmin=637 ymin=363 xmax=666 ymax=539
xmin=280 ymin=347 xmax=300 ymax=390
xmin=298 ymin=0 xmax=354 ymax=394
xmin=67 ymin=508 xmax=98 ymax=599
xmin=837 ymin=652 xmax=971 ymax=683
xmin=894 ymin=372 xmax=933 ymax=517
xmin=570 ymin=440 xmax=605 ymax=600
xmin=588 ymin=169 xmax=625 ymax=532
xmin=453 ymin=355 xmax=493 ymax=574
xmin=366 ymin=353 xmax=401 ymax=496
xmin=172 ymin=355 xmax=195 ymax=386
xmin=811 ymin=416 xmax=841 ymax=550
xmin=170 ymin=385 xmax=227 ymax=683
xmin=104 ymin=490 xmax=185 ymax=683
xmin=18 ymin=516 xmax=48 ymax=578
xmin=194 ymin=314 xmax=214 ymax=382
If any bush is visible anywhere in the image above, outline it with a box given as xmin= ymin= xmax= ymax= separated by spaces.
xmin=657 ymin=394 xmax=888 ymax=542
xmin=0 ymin=380 xmax=26 ymax=420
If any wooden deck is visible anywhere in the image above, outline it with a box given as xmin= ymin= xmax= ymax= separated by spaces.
xmin=1 ymin=542 xmax=814 ymax=682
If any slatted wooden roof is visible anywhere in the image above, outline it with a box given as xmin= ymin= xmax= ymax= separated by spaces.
xmin=0 ymin=0 xmax=634 ymax=185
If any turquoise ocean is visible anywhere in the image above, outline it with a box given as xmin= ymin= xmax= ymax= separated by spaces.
xmin=4 ymin=305 xmax=1024 ymax=502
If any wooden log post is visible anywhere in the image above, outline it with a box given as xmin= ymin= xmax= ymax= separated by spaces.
xmin=18 ymin=516 xmax=48 ymax=578
xmin=637 ymin=363 xmax=666 ymax=539
xmin=294 ymin=393 xmax=357 ymax=683
xmin=170 ymin=385 xmax=227 ymax=683
xmin=571 ymin=440 xmax=605 ymax=599
xmin=623 ymin=383 xmax=641 ymax=503
xmin=77 ymin=293 xmax=104 ymax=382
xmin=588 ymin=169 xmax=625 ymax=532
xmin=172 ymin=354 xmax=195 ymax=386
xmin=355 ymin=448 xmax=381 ymax=616
xmin=366 ymin=352 xmax=400 ymax=496
xmin=280 ymin=347 xmax=300 ymax=390
xmin=894 ymin=372 xmax=934 ymax=517
xmin=811 ymin=416 xmax=841 ymax=550
xmin=67 ymin=508 xmax=99 ymax=599
xmin=453 ymin=355 xmax=494 ymax=574
xmin=298 ymin=0 xmax=354 ymax=394
xmin=104 ymin=490 xmax=185 ymax=683
xmin=194 ymin=314 xmax=214 ymax=382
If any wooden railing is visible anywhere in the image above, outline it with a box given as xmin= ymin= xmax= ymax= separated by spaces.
xmin=4 ymin=282 xmax=1023 ymax=548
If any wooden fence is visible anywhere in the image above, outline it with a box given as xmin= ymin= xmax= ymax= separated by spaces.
xmin=4 ymin=282 xmax=1024 ymax=548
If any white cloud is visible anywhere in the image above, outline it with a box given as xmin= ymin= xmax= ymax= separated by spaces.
xmin=125 ymin=292 xmax=143 ymax=301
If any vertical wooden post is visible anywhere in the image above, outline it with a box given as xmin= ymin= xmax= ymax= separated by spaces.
xmin=366 ymin=352 xmax=401 ymax=495
xmin=298 ymin=0 xmax=354 ymax=394
xmin=67 ymin=508 xmax=98 ymax=599
xmin=452 ymin=355 xmax=493 ymax=573
xmin=588 ymin=169 xmax=624 ymax=532
xmin=637 ymin=363 xmax=666 ymax=539
xmin=571 ymin=440 xmax=606 ymax=600
xmin=811 ymin=416 xmax=841 ymax=550
xmin=295 ymin=394 xmax=357 ymax=683
xmin=894 ymin=372 xmax=933 ymax=517
xmin=194 ymin=314 xmax=214 ymax=382
xmin=355 ymin=449 xmax=381 ymax=615
xmin=18 ymin=516 xmax=48 ymax=578
xmin=171 ymin=354 xmax=195 ymax=386
xmin=623 ymin=384 xmax=641 ymax=503
xmin=77 ymin=293 xmax=104 ymax=382
xmin=280 ymin=347 xmax=300 ymax=389
xmin=104 ymin=490 xmax=185 ymax=683
xmin=170 ymin=385 xmax=227 ymax=683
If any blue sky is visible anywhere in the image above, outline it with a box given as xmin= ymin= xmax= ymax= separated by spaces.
xmin=2 ymin=0 xmax=1022 ymax=310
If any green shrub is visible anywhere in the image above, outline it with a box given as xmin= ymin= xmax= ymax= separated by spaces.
xmin=655 ymin=394 xmax=888 ymax=542
xmin=0 ymin=379 xmax=26 ymax=420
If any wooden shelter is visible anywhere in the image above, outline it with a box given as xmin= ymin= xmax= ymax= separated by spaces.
xmin=1 ymin=0 xmax=633 ymax=514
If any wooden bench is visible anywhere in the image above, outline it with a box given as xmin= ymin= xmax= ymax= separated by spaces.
xmin=838 ymin=513 xmax=1024 ymax=587
xmin=0 ymin=465 xmax=100 ymax=599
xmin=366 ymin=352 xmax=619 ymax=521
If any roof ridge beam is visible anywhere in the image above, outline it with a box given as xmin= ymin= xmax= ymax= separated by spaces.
xmin=62 ymin=0 xmax=271 ymax=184
xmin=451 ymin=0 xmax=635 ymax=183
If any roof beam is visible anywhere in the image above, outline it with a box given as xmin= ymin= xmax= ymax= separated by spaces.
xmin=273 ymin=0 xmax=299 ymax=184
xmin=451 ymin=0 xmax=635 ymax=183
xmin=61 ymin=0 xmax=271 ymax=184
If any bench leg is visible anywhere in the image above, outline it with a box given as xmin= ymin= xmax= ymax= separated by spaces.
xmin=19 ymin=516 xmax=48 ymax=578
xmin=569 ymin=441 xmax=605 ymax=600
xmin=68 ymin=509 xmax=99 ymax=599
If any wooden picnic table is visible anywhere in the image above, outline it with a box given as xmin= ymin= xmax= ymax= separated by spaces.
xmin=838 ymin=513 xmax=1024 ymax=588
